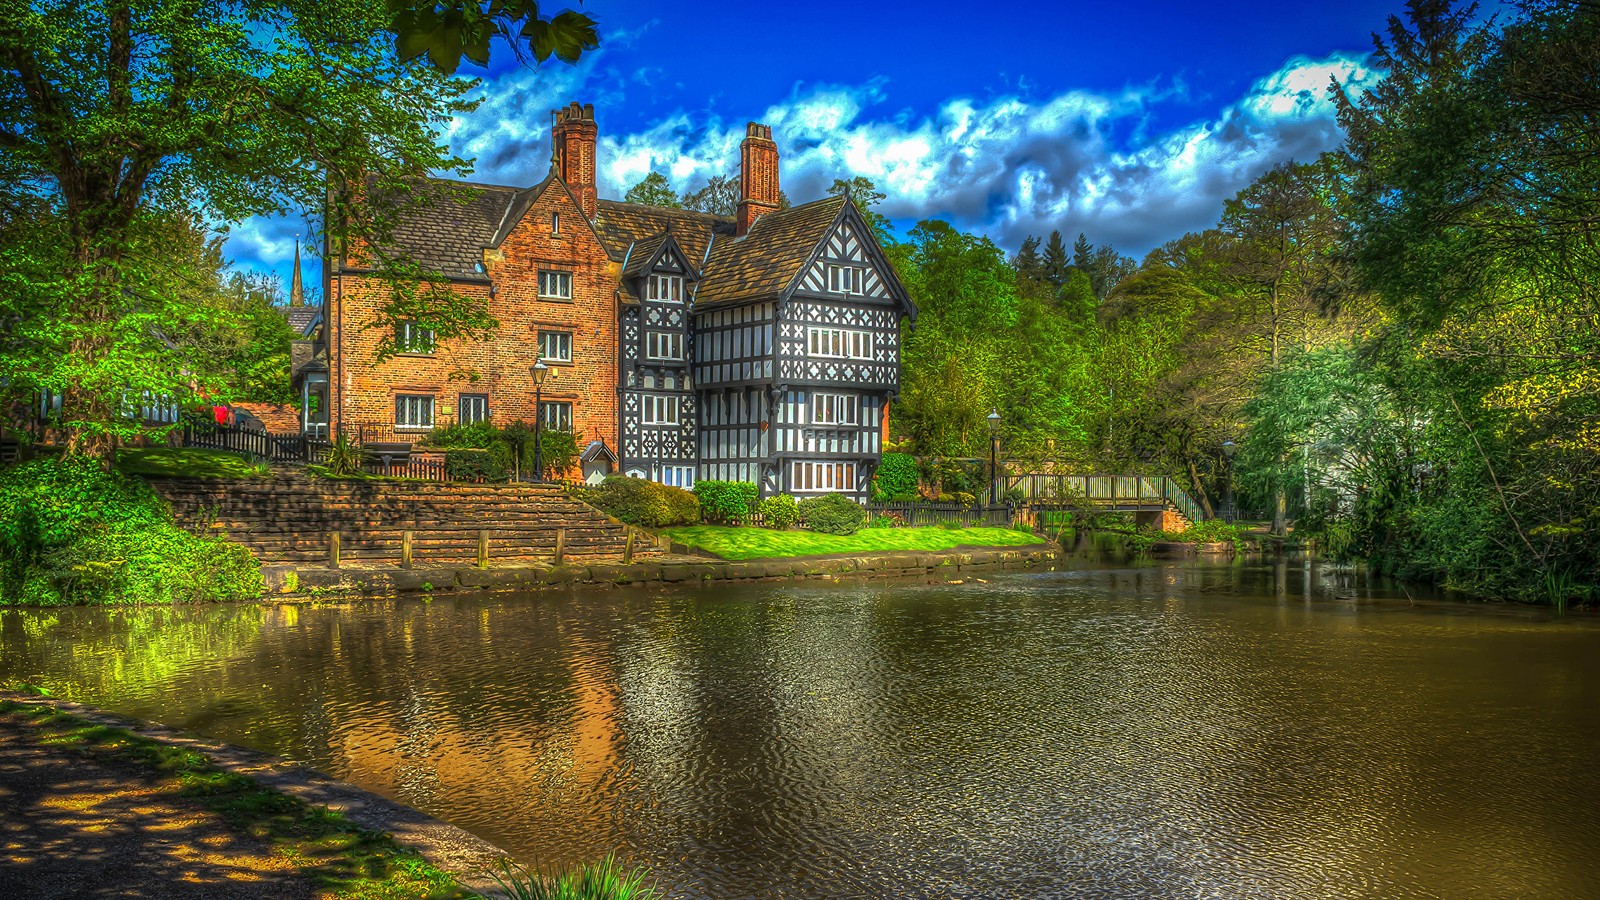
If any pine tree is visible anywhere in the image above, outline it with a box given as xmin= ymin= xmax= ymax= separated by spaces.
xmin=1072 ymin=232 xmax=1093 ymax=271
xmin=1014 ymin=236 xmax=1044 ymax=284
xmin=1043 ymin=231 xmax=1070 ymax=287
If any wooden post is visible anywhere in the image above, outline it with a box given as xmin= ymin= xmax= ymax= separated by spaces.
xmin=477 ymin=529 xmax=490 ymax=568
xmin=401 ymin=530 xmax=414 ymax=569
xmin=624 ymin=528 xmax=635 ymax=565
xmin=328 ymin=532 xmax=341 ymax=569
xmin=554 ymin=527 xmax=566 ymax=566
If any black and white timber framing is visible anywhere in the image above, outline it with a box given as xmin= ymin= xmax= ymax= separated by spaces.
xmin=615 ymin=195 xmax=914 ymax=499
xmin=618 ymin=234 xmax=699 ymax=487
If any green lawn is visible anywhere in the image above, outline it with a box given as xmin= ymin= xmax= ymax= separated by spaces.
xmin=662 ymin=525 xmax=1047 ymax=560
xmin=115 ymin=447 xmax=268 ymax=479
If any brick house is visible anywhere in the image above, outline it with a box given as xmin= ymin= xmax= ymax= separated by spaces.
xmin=317 ymin=102 xmax=915 ymax=497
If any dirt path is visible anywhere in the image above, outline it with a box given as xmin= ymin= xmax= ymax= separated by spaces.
xmin=0 ymin=709 xmax=315 ymax=898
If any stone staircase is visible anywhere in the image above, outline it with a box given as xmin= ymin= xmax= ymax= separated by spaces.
xmin=151 ymin=476 xmax=655 ymax=567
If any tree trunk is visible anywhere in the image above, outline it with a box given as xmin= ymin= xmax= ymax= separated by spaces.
xmin=1186 ymin=457 xmax=1216 ymax=519
xmin=1272 ymin=490 xmax=1287 ymax=536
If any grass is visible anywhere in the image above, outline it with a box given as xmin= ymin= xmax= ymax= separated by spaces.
xmin=115 ymin=447 xmax=268 ymax=479
xmin=662 ymin=525 xmax=1047 ymax=560
xmin=1 ymin=699 xmax=466 ymax=898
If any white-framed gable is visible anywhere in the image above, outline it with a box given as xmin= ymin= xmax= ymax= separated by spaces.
xmin=782 ymin=200 xmax=915 ymax=322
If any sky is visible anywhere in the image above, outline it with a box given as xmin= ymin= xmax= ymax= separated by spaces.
xmin=232 ymin=0 xmax=1413 ymax=298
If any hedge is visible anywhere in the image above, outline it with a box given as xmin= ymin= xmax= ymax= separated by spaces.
xmin=758 ymin=494 xmax=799 ymax=529
xmin=694 ymin=480 xmax=758 ymax=524
xmin=871 ymin=452 xmax=920 ymax=501
xmin=575 ymin=476 xmax=700 ymax=528
xmin=798 ymin=492 xmax=868 ymax=535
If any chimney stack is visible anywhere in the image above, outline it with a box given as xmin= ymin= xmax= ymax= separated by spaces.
xmin=552 ymin=102 xmax=598 ymax=219
xmin=737 ymin=123 xmax=780 ymax=236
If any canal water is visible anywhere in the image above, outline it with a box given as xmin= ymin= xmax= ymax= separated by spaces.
xmin=3 ymin=557 xmax=1598 ymax=898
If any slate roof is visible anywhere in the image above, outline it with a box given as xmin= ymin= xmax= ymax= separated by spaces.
xmin=693 ymin=195 xmax=848 ymax=309
xmin=370 ymin=178 xmax=522 ymax=280
xmin=283 ymin=306 xmax=319 ymax=335
xmin=592 ymin=200 xmax=728 ymax=266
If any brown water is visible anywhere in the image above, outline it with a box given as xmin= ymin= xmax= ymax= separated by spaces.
xmin=3 ymin=558 xmax=1599 ymax=898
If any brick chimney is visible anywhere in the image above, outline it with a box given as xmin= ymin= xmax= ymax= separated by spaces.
xmin=552 ymin=101 xmax=598 ymax=219
xmin=737 ymin=122 xmax=780 ymax=236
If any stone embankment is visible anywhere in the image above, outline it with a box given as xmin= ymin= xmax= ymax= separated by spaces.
xmin=270 ymin=545 xmax=1061 ymax=600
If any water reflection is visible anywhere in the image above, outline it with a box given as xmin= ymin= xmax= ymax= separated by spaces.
xmin=3 ymin=560 xmax=1598 ymax=898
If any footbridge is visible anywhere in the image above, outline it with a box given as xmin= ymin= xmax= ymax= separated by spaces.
xmin=1007 ymin=474 xmax=1207 ymax=528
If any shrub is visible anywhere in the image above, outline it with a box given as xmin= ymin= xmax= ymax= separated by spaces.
xmin=798 ymin=492 xmax=867 ymax=535
xmin=0 ymin=456 xmax=262 ymax=605
xmin=694 ymin=480 xmax=758 ymax=524
xmin=424 ymin=420 xmax=579 ymax=480
xmin=871 ymin=452 xmax=920 ymax=501
xmin=324 ymin=431 xmax=361 ymax=476
xmin=444 ymin=448 xmax=507 ymax=482
xmin=757 ymin=494 xmax=799 ymax=529
xmin=866 ymin=513 xmax=901 ymax=529
xmin=576 ymin=476 xmax=699 ymax=528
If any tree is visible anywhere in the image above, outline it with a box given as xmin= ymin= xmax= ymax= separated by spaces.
xmin=826 ymin=177 xmax=890 ymax=240
xmin=1042 ymin=231 xmax=1070 ymax=287
xmin=0 ymin=0 xmax=489 ymax=460
xmin=623 ymin=172 xmax=682 ymax=209
xmin=387 ymin=1 xmax=599 ymax=74
xmin=1013 ymin=237 xmax=1045 ymax=287
xmin=1072 ymin=233 xmax=1093 ymax=272
xmin=680 ymin=176 xmax=741 ymax=216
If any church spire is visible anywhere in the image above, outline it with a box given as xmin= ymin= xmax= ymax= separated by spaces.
xmin=289 ymin=239 xmax=305 ymax=308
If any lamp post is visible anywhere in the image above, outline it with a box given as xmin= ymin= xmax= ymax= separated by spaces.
xmin=531 ymin=361 xmax=549 ymax=483
xmin=987 ymin=408 xmax=1002 ymax=505
xmin=1221 ymin=439 xmax=1237 ymax=522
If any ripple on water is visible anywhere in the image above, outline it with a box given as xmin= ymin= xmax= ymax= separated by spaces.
xmin=2 ymin=562 xmax=1599 ymax=898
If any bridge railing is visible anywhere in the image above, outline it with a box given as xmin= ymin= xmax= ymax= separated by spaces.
xmin=1008 ymin=473 xmax=1206 ymax=522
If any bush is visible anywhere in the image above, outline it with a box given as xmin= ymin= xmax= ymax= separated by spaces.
xmin=694 ymin=480 xmax=758 ymax=524
xmin=424 ymin=420 xmax=579 ymax=480
xmin=444 ymin=448 xmax=507 ymax=482
xmin=576 ymin=476 xmax=699 ymax=528
xmin=757 ymin=494 xmax=799 ymax=529
xmin=871 ymin=452 xmax=920 ymax=501
xmin=0 ymin=456 xmax=262 ymax=605
xmin=798 ymin=492 xmax=867 ymax=535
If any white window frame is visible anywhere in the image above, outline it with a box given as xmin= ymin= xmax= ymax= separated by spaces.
xmin=809 ymin=392 xmax=860 ymax=426
xmin=806 ymin=326 xmax=873 ymax=360
xmin=647 ymin=274 xmax=684 ymax=303
xmin=827 ymin=264 xmax=864 ymax=295
xmin=642 ymin=395 xmax=680 ymax=426
xmin=646 ymin=331 xmax=683 ymax=361
xmin=539 ymin=270 xmax=573 ymax=301
xmin=395 ymin=394 xmax=435 ymax=430
xmin=658 ymin=465 xmax=695 ymax=489
xmin=539 ymin=400 xmax=573 ymax=432
xmin=459 ymin=393 xmax=489 ymax=425
xmin=396 ymin=320 xmax=435 ymax=354
xmin=539 ymin=330 xmax=573 ymax=364
xmin=790 ymin=460 xmax=858 ymax=494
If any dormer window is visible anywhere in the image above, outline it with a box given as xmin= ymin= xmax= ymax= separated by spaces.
xmin=827 ymin=264 xmax=864 ymax=295
xmin=646 ymin=274 xmax=683 ymax=303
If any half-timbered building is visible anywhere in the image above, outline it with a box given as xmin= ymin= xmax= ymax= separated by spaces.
xmin=316 ymin=104 xmax=913 ymax=497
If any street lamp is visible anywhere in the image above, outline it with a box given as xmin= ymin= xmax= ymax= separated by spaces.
xmin=1221 ymin=439 xmax=1237 ymax=522
xmin=987 ymin=408 xmax=1002 ymax=505
xmin=531 ymin=361 xmax=549 ymax=483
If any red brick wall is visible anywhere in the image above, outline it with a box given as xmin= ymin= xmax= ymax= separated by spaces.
xmin=737 ymin=123 xmax=780 ymax=235
xmin=232 ymin=402 xmax=300 ymax=433
xmin=329 ymin=181 xmax=618 ymax=449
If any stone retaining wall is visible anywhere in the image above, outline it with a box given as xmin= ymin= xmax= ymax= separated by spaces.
xmin=269 ymin=544 xmax=1061 ymax=599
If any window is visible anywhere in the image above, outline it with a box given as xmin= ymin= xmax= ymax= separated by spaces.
xmin=539 ymin=401 xmax=573 ymax=432
xmin=791 ymin=461 xmax=858 ymax=493
xmin=806 ymin=327 xmax=873 ymax=360
xmin=642 ymin=395 xmax=680 ymax=425
xmin=539 ymin=330 xmax=573 ymax=363
xmin=539 ymin=270 xmax=573 ymax=300
xmin=809 ymin=392 xmax=860 ymax=426
xmin=459 ymin=393 xmax=489 ymax=425
xmin=551 ymin=212 xmax=560 ymax=234
xmin=647 ymin=331 xmax=683 ymax=361
xmin=395 ymin=395 xmax=435 ymax=430
xmin=827 ymin=264 xmax=864 ymax=295
xmin=396 ymin=320 xmax=435 ymax=354
xmin=658 ymin=466 xmax=695 ymax=488
xmin=646 ymin=274 xmax=683 ymax=303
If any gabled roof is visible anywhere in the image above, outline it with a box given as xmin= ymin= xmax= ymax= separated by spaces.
xmin=592 ymin=200 xmax=728 ymax=266
xmin=371 ymin=177 xmax=522 ymax=280
xmin=693 ymin=195 xmax=849 ymax=309
xmin=283 ymin=306 xmax=319 ymax=335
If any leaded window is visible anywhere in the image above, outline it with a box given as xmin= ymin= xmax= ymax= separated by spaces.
xmin=395 ymin=395 xmax=435 ymax=430
xmin=539 ymin=270 xmax=573 ymax=300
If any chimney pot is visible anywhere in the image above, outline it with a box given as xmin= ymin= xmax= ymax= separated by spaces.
xmin=552 ymin=100 xmax=599 ymax=219
xmin=737 ymin=121 xmax=780 ymax=236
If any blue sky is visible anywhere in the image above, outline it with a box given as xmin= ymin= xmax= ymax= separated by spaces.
xmin=234 ymin=0 xmax=1412 ymax=298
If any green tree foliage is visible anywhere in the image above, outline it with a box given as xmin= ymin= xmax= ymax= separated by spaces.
xmin=1042 ymin=231 xmax=1070 ymax=287
xmin=387 ymin=0 xmax=598 ymax=74
xmin=827 ymin=177 xmax=891 ymax=240
xmin=871 ymin=452 xmax=920 ymax=501
xmin=0 ymin=0 xmax=488 ymax=460
xmin=681 ymin=175 xmax=740 ymax=216
xmin=623 ymin=172 xmax=683 ymax=209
